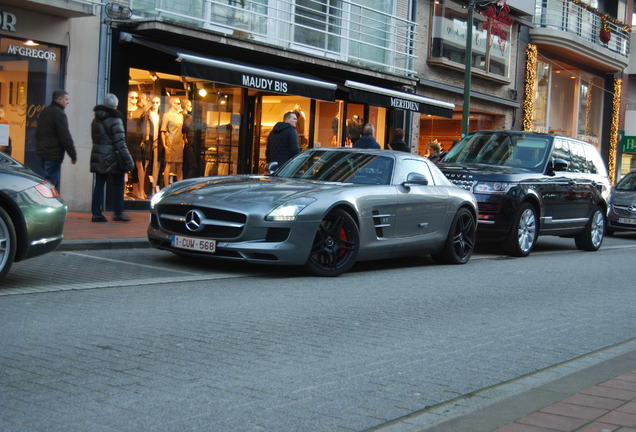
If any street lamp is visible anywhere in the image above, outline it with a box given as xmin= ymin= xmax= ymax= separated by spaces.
xmin=462 ymin=0 xmax=498 ymax=137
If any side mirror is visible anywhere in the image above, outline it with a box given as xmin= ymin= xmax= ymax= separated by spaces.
xmin=547 ymin=158 xmax=568 ymax=176
xmin=402 ymin=172 xmax=429 ymax=189
xmin=267 ymin=161 xmax=279 ymax=175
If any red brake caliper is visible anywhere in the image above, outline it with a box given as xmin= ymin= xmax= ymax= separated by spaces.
xmin=338 ymin=228 xmax=347 ymax=257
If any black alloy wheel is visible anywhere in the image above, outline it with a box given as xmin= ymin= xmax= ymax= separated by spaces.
xmin=306 ymin=208 xmax=359 ymax=276
xmin=433 ymin=207 xmax=476 ymax=264
xmin=0 ymin=207 xmax=17 ymax=280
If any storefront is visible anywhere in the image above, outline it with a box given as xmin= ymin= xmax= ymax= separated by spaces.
xmin=114 ymin=33 xmax=453 ymax=203
xmin=0 ymin=12 xmax=65 ymax=174
xmin=531 ymin=56 xmax=605 ymax=149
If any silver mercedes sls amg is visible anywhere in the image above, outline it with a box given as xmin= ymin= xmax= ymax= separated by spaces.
xmin=147 ymin=148 xmax=477 ymax=276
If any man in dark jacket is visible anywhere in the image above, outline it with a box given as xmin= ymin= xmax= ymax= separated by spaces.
xmin=353 ymin=124 xmax=381 ymax=149
xmin=266 ymin=111 xmax=299 ymax=167
xmin=36 ymin=89 xmax=77 ymax=191
xmin=90 ymin=93 xmax=134 ymax=223
xmin=388 ymin=128 xmax=410 ymax=152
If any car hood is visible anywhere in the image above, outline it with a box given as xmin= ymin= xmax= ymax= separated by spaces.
xmin=610 ymin=189 xmax=636 ymax=206
xmin=160 ymin=175 xmax=348 ymax=207
xmin=438 ymin=162 xmax=542 ymax=181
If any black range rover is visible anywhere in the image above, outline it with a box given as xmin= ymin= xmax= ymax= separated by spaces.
xmin=438 ymin=131 xmax=610 ymax=256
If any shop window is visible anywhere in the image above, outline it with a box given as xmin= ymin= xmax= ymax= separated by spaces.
xmin=345 ymin=103 xmax=364 ymax=147
xmin=431 ymin=0 xmax=511 ymax=78
xmin=368 ymin=106 xmax=387 ymax=148
xmin=125 ymin=68 xmax=242 ymax=200
xmin=0 ymin=37 xmax=63 ymax=172
xmin=533 ymin=60 xmax=550 ymax=133
xmin=314 ymin=100 xmax=344 ymax=147
xmin=258 ymin=95 xmax=310 ymax=173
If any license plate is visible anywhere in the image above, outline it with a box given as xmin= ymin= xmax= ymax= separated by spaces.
xmin=617 ymin=217 xmax=636 ymax=225
xmin=171 ymin=235 xmax=216 ymax=253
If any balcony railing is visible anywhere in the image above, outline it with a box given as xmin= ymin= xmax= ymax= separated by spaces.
xmin=125 ymin=0 xmax=417 ymax=76
xmin=534 ymin=0 xmax=630 ymax=58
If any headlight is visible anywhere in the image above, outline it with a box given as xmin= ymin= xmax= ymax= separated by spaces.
xmin=149 ymin=189 xmax=166 ymax=209
xmin=473 ymin=182 xmax=513 ymax=194
xmin=265 ymin=197 xmax=316 ymax=221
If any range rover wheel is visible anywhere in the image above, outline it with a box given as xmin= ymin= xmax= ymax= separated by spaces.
xmin=575 ymin=207 xmax=605 ymax=251
xmin=0 ymin=207 xmax=17 ymax=281
xmin=433 ymin=207 xmax=476 ymax=264
xmin=306 ymin=208 xmax=359 ymax=277
xmin=504 ymin=202 xmax=538 ymax=257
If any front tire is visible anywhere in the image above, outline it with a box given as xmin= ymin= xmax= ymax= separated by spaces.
xmin=433 ymin=207 xmax=476 ymax=264
xmin=575 ymin=207 xmax=604 ymax=251
xmin=504 ymin=202 xmax=538 ymax=257
xmin=306 ymin=208 xmax=359 ymax=277
xmin=0 ymin=207 xmax=17 ymax=281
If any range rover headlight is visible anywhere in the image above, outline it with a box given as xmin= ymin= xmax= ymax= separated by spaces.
xmin=266 ymin=197 xmax=316 ymax=221
xmin=473 ymin=182 xmax=513 ymax=194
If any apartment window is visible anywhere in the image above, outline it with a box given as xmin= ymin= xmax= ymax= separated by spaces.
xmin=293 ymin=0 xmax=343 ymax=52
xmin=431 ymin=0 xmax=511 ymax=78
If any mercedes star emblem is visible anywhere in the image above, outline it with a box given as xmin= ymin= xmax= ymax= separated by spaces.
xmin=185 ymin=209 xmax=205 ymax=232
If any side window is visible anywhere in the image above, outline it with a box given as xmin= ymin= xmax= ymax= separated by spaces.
xmin=568 ymin=141 xmax=588 ymax=173
xmin=551 ymin=139 xmax=572 ymax=171
xmin=583 ymin=144 xmax=608 ymax=177
xmin=397 ymin=159 xmax=435 ymax=185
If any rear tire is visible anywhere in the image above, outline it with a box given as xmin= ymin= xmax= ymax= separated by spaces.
xmin=0 ymin=207 xmax=17 ymax=281
xmin=433 ymin=207 xmax=476 ymax=264
xmin=504 ymin=203 xmax=538 ymax=257
xmin=306 ymin=209 xmax=359 ymax=277
xmin=575 ymin=207 xmax=604 ymax=251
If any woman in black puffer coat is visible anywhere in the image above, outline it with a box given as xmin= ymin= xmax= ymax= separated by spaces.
xmin=90 ymin=93 xmax=134 ymax=222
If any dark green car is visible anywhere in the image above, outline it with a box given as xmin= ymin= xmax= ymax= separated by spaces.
xmin=0 ymin=152 xmax=67 ymax=280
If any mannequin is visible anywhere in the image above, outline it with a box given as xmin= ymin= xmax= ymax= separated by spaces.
xmin=127 ymin=91 xmax=146 ymax=199
xmin=143 ymin=96 xmax=162 ymax=193
xmin=181 ymin=99 xmax=199 ymax=178
xmin=160 ymin=96 xmax=185 ymax=186
xmin=292 ymin=104 xmax=307 ymax=151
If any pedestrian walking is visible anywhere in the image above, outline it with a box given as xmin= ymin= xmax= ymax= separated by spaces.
xmin=388 ymin=128 xmax=410 ymax=152
xmin=266 ymin=111 xmax=299 ymax=167
xmin=352 ymin=124 xmax=381 ymax=149
xmin=89 ymin=93 xmax=134 ymax=223
xmin=35 ymin=89 xmax=77 ymax=191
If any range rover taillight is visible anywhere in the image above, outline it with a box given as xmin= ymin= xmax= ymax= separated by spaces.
xmin=34 ymin=180 xmax=60 ymax=198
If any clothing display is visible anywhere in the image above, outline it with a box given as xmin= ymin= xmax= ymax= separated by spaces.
xmin=161 ymin=110 xmax=185 ymax=163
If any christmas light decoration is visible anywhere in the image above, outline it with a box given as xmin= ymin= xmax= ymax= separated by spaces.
xmin=522 ymin=44 xmax=537 ymax=132
xmin=608 ymin=78 xmax=621 ymax=184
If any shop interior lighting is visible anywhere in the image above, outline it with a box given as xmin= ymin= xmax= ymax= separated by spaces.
xmin=198 ymin=88 xmax=207 ymax=97
xmin=23 ymin=40 xmax=39 ymax=46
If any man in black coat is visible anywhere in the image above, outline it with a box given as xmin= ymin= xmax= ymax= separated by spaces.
xmin=36 ymin=89 xmax=77 ymax=191
xmin=89 ymin=93 xmax=134 ymax=223
xmin=353 ymin=124 xmax=381 ymax=149
xmin=266 ymin=111 xmax=299 ymax=167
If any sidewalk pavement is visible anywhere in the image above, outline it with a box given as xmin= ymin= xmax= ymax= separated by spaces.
xmin=59 ymin=210 xmax=150 ymax=250
xmin=58 ymin=211 xmax=636 ymax=432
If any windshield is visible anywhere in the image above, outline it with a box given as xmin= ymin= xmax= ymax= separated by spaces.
xmin=443 ymin=132 xmax=550 ymax=172
xmin=616 ymin=172 xmax=636 ymax=191
xmin=273 ymin=150 xmax=394 ymax=185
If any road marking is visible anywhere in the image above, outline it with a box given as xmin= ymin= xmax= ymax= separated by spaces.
xmin=64 ymin=251 xmax=198 ymax=275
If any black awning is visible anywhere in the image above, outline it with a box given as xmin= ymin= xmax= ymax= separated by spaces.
xmin=345 ymin=80 xmax=455 ymax=118
xmin=120 ymin=34 xmax=338 ymax=101
xmin=177 ymin=53 xmax=337 ymax=101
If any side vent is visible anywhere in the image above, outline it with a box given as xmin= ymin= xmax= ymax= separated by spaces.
xmin=372 ymin=210 xmax=392 ymax=238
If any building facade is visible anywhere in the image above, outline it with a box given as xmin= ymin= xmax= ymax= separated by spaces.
xmin=0 ymin=0 xmax=100 ymax=210
xmin=104 ymin=0 xmax=454 ymax=205
xmin=523 ymin=0 xmax=632 ymax=183
xmin=413 ymin=0 xmax=534 ymax=155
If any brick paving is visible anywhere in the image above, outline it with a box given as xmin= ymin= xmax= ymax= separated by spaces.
xmin=494 ymin=371 xmax=636 ymax=432
xmin=63 ymin=211 xmax=149 ymax=240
